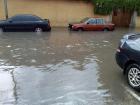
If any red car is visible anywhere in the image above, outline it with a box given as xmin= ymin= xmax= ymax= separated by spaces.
xmin=69 ymin=17 xmax=115 ymax=31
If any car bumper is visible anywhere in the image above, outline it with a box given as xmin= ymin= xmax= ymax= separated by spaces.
xmin=47 ymin=27 xmax=51 ymax=31
xmin=115 ymin=51 xmax=129 ymax=69
xmin=68 ymin=25 xmax=78 ymax=31
xmin=68 ymin=24 xmax=72 ymax=29
xmin=44 ymin=26 xmax=51 ymax=32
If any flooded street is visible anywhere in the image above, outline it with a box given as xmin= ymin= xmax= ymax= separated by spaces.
xmin=0 ymin=28 xmax=140 ymax=105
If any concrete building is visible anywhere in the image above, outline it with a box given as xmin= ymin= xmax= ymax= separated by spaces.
xmin=0 ymin=0 xmax=140 ymax=27
xmin=0 ymin=0 xmax=109 ymax=27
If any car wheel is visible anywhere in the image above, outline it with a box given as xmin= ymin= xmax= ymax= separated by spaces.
xmin=35 ymin=27 xmax=43 ymax=32
xmin=47 ymin=28 xmax=51 ymax=32
xmin=103 ymin=28 xmax=109 ymax=31
xmin=126 ymin=63 xmax=140 ymax=91
xmin=77 ymin=28 xmax=84 ymax=31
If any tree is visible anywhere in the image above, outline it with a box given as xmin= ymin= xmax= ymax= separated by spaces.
xmin=85 ymin=0 xmax=140 ymax=15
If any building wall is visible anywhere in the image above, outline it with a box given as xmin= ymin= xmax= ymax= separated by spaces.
xmin=136 ymin=17 xmax=140 ymax=28
xmin=0 ymin=0 xmax=5 ymax=19
xmin=0 ymin=0 xmax=109 ymax=27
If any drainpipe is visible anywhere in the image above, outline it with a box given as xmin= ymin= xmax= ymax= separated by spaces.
xmin=3 ymin=0 xmax=8 ymax=19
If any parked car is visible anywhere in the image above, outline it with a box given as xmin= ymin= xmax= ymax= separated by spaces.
xmin=0 ymin=14 xmax=51 ymax=32
xmin=68 ymin=17 xmax=115 ymax=31
xmin=116 ymin=33 xmax=140 ymax=91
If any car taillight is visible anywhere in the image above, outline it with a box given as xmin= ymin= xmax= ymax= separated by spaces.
xmin=48 ymin=20 xmax=50 ymax=26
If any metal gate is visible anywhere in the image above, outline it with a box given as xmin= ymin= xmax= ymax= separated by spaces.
xmin=112 ymin=10 xmax=132 ymax=27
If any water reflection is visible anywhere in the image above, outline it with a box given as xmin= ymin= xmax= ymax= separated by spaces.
xmin=0 ymin=67 xmax=17 ymax=105
xmin=13 ymin=56 xmax=108 ymax=105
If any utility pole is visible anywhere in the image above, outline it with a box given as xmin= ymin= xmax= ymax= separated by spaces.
xmin=3 ymin=0 xmax=8 ymax=19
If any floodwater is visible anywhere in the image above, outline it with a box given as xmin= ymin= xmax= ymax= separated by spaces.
xmin=0 ymin=28 xmax=140 ymax=105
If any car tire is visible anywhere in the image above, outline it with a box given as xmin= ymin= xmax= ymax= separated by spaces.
xmin=35 ymin=27 xmax=43 ymax=32
xmin=77 ymin=28 xmax=84 ymax=31
xmin=103 ymin=28 xmax=109 ymax=31
xmin=47 ymin=28 xmax=51 ymax=32
xmin=126 ymin=63 xmax=140 ymax=91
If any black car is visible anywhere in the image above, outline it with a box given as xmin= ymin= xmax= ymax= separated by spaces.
xmin=116 ymin=33 xmax=140 ymax=91
xmin=0 ymin=14 xmax=51 ymax=32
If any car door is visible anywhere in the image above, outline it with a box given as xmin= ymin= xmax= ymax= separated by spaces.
xmin=84 ymin=18 xmax=97 ymax=31
xmin=96 ymin=18 xmax=105 ymax=31
xmin=14 ymin=16 xmax=34 ymax=32
xmin=3 ymin=20 xmax=14 ymax=32
xmin=18 ymin=16 xmax=34 ymax=31
xmin=22 ymin=15 xmax=42 ymax=31
xmin=22 ymin=16 xmax=42 ymax=31
xmin=4 ymin=16 xmax=25 ymax=32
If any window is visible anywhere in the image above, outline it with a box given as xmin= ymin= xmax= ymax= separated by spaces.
xmin=96 ymin=19 xmax=104 ymax=24
xmin=10 ymin=16 xmax=25 ymax=22
xmin=80 ymin=17 xmax=89 ymax=23
xmin=10 ymin=15 xmax=41 ymax=22
xmin=87 ymin=19 xmax=96 ymax=24
xmin=23 ymin=16 xmax=41 ymax=21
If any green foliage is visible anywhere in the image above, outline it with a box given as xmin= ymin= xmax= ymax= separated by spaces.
xmin=84 ymin=0 xmax=140 ymax=15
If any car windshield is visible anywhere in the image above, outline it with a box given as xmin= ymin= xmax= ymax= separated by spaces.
xmin=128 ymin=38 xmax=140 ymax=51
xmin=80 ymin=17 xmax=89 ymax=23
xmin=7 ymin=15 xmax=42 ymax=22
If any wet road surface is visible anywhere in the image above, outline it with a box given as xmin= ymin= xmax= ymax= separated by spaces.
xmin=0 ymin=28 xmax=140 ymax=105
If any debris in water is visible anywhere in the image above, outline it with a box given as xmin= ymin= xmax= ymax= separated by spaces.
xmin=6 ymin=45 xmax=11 ymax=48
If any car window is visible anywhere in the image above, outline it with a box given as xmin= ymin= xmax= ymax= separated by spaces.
xmin=10 ymin=15 xmax=41 ymax=22
xmin=23 ymin=16 xmax=41 ymax=21
xmin=10 ymin=16 xmax=25 ymax=22
xmin=80 ymin=17 xmax=89 ymax=23
xmin=87 ymin=19 xmax=96 ymax=24
xmin=96 ymin=19 xmax=104 ymax=24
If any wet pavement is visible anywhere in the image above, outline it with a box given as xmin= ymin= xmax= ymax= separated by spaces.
xmin=0 ymin=28 xmax=140 ymax=105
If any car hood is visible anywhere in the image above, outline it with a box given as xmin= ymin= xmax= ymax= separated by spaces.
xmin=120 ymin=33 xmax=140 ymax=50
